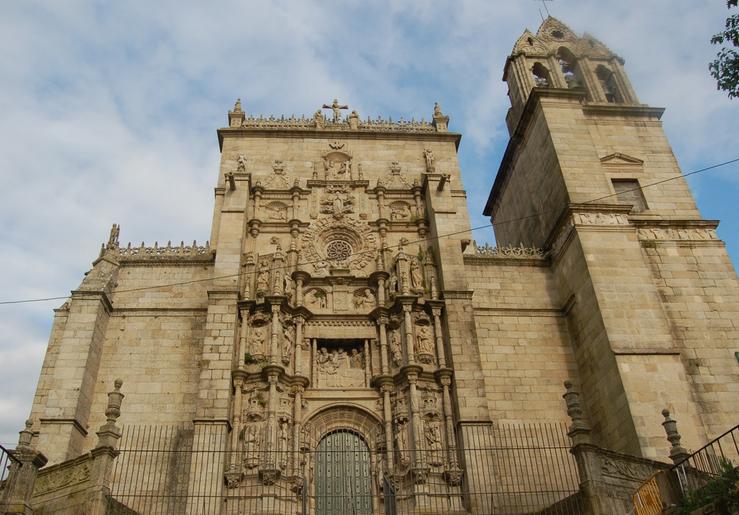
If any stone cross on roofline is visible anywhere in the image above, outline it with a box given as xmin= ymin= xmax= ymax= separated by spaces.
xmin=322 ymin=98 xmax=349 ymax=122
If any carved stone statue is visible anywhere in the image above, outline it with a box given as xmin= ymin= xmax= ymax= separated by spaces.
xmin=282 ymin=325 xmax=294 ymax=365
xmin=243 ymin=423 xmax=262 ymax=468
xmin=278 ymin=420 xmax=290 ymax=469
xmin=249 ymin=326 xmax=265 ymax=356
xmin=423 ymin=148 xmax=435 ymax=173
xmin=424 ymin=420 xmax=444 ymax=466
xmin=350 ymin=348 xmax=363 ymax=368
xmin=395 ymin=420 xmax=410 ymax=466
xmin=283 ymin=274 xmax=293 ymax=300
xmin=237 ymin=154 xmax=247 ymax=172
xmin=390 ymin=330 xmax=402 ymax=366
xmin=415 ymin=325 xmax=434 ymax=356
xmin=387 ymin=274 xmax=398 ymax=297
xmin=256 ymin=263 xmax=270 ymax=294
xmin=107 ymin=224 xmax=120 ymax=249
xmin=322 ymin=98 xmax=348 ymax=122
xmin=410 ymin=259 xmax=424 ymax=290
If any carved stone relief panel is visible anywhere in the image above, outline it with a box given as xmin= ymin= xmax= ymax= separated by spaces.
xmin=300 ymin=217 xmax=377 ymax=276
xmin=314 ymin=340 xmax=367 ymax=388
xmin=264 ymin=201 xmax=288 ymax=221
xmin=388 ymin=201 xmax=412 ymax=221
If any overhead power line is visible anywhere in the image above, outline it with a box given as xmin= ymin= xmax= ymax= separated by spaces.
xmin=0 ymin=156 xmax=736 ymax=307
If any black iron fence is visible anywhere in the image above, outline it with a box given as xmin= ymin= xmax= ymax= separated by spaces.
xmin=633 ymin=424 xmax=739 ymax=515
xmin=110 ymin=421 xmax=582 ymax=515
xmin=0 ymin=443 xmax=20 ymax=506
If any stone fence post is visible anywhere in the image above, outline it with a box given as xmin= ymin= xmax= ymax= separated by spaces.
xmin=562 ymin=380 xmax=599 ymax=514
xmin=0 ymin=420 xmax=48 ymax=515
xmin=660 ymin=409 xmax=691 ymax=464
xmin=87 ymin=379 xmax=125 ymax=515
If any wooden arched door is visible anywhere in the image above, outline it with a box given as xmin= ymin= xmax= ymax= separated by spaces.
xmin=315 ymin=429 xmax=373 ymax=515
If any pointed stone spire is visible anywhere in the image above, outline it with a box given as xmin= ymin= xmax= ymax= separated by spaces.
xmin=229 ymin=97 xmax=246 ymax=127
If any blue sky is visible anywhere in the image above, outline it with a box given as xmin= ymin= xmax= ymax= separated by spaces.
xmin=0 ymin=1 xmax=737 ymax=444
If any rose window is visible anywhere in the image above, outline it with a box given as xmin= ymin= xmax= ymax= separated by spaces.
xmin=326 ymin=240 xmax=352 ymax=261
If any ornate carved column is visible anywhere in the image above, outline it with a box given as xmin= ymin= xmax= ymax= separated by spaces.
xmin=407 ymin=371 xmax=426 ymax=474
xmin=292 ymin=386 xmax=304 ymax=475
xmin=238 ymin=306 xmax=249 ymax=365
xmin=431 ymin=306 xmax=446 ymax=368
xmin=403 ymin=304 xmax=415 ymax=365
xmin=269 ymin=304 xmax=280 ymax=365
xmin=438 ymin=372 xmax=461 ymax=483
xmin=364 ymin=339 xmax=371 ymax=386
xmin=376 ymin=316 xmax=389 ymax=375
xmin=381 ymin=383 xmax=395 ymax=470
xmin=294 ymin=317 xmax=304 ymax=375
xmin=226 ymin=372 xmax=247 ymax=484
xmin=376 ymin=185 xmax=386 ymax=220
xmin=311 ymin=338 xmax=317 ymax=386
xmin=260 ymin=370 xmax=280 ymax=483
xmin=412 ymin=182 xmax=423 ymax=218
xmin=291 ymin=186 xmax=300 ymax=220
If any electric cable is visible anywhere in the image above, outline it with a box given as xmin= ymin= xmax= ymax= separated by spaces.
xmin=0 ymin=156 xmax=736 ymax=306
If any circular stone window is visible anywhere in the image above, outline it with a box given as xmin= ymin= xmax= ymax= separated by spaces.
xmin=326 ymin=240 xmax=352 ymax=261
xmin=551 ymin=30 xmax=564 ymax=39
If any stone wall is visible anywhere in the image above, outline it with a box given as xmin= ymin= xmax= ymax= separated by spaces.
xmin=465 ymin=255 xmax=579 ymax=423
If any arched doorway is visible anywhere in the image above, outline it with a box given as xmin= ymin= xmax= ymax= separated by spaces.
xmin=315 ymin=429 xmax=373 ymax=515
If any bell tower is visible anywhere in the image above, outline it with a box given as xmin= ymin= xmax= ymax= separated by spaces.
xmin=485 ymin=17 xmax=739 ymax=458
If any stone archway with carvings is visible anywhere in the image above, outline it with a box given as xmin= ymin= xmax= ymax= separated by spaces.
xmin=302 ymin=405 xmax=384 ymax=515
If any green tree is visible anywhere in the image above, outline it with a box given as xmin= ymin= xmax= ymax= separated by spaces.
xmin=709 ymin=0 xmax=739 ymax=98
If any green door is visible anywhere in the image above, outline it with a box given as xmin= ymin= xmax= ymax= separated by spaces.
xmin=315 ymin=430 xmax=373 ymax=515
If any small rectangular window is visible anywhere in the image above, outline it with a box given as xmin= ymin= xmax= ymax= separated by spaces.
xmin=612 ymin=179 xmax=648 ymax=212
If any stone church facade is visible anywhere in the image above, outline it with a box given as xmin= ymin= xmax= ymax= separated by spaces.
xmin=14 ymin=16 xmax=738 ymax=515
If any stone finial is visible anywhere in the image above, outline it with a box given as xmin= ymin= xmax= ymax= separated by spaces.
xmin=563 ymin=380 xmax=591 ymax=444
xmin=661 ymin=409 xmax=691 ymax=464
xmin=106 ymin=379 xmax=124 ymax=424
xmin=229 ymin=98 xmax=246 ymax=127
xmin=96 ymin=379 xmax=124 ymax=449
xmin=432 ymin=102 xmax=449 ymax=132
xmin=17 ymin=419 xmax=34 ymax=448
xmin=233 ymin=98 xmax=243 ymax=113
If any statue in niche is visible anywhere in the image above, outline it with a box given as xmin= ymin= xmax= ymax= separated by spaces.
xmin=423 ymin=148 xmax=435 ymax=173
xmin=395 ymin=420 xmax=410 ymax=466
xmin=415 ymin=324 xmax=434 ymax=355
xmin=283 ymin=273 xmax=293 ymax=300
xmin=387 ymin=274 xmax=398 ymax=298
xmin=282 ymin=325 xmax=294 ymax=365
xmin=256 ymin=262 xmax=270 ymax=294
xmin=243 ymin=422 xmax=262 ymax=468
xmin=424 ymin=420 xmax=444 ymax=466
xmin=278 ymin=421 xmax=290 ymax=469
xmin=389 ymin=330 xmax=403 ymax=366
xmin=350 ymin=348 xmax=364 ymax=368
xmin=237 ymin=154 xmax=247 ymax=172
xmin=249 ymin=326 xmax=265 ymax=356
xmin=353 ymin=288 xmax=375 ymax=309
xmin=410 ymin=259 xmax=424 ymax=290
xmin=320 ymin=187 xmax=353 ymax=219
xmin=399 ymin=267 xmax=410 ymax=293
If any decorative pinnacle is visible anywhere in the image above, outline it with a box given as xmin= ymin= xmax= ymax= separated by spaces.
xmin=18 ymin=419 xmax=34 ymax=447
xmin=233 ymin=98 xmax=243 ymax=113
xmin=563 ymin=380 xmax=591 ymax=440
xmin=105 ymin=379 xmax=125 ymax=425
xmin=661 ymin=408 xmax=690 ymax=464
